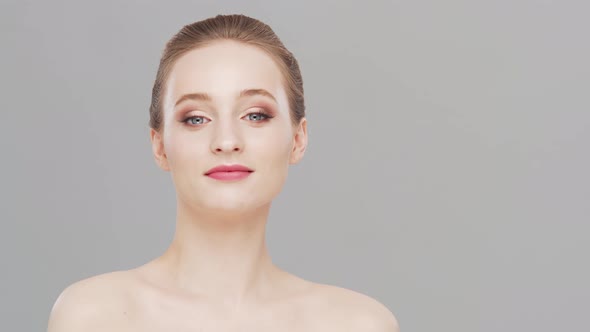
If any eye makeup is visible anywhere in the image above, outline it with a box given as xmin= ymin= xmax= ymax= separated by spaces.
xmin=179 ymin=107 xmax=275 ymax=127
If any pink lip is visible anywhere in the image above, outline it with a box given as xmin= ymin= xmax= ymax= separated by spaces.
xmin=206 ymin=171 xmax=252 ymax=181
xmin=205 ymin=164 xmax=254 ymax=181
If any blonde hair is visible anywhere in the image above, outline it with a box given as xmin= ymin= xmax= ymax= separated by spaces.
xmin=148 ymin=14 xmax=305 ymax=132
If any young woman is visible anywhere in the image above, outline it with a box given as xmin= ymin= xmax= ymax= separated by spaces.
xmin=47 ymin=14 xmax=399 ymax=332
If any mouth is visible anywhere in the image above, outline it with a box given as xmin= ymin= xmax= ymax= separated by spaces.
xmin=205 ymin=164 xmax=254 ymax=181
xmin=206 ymin=170 xmax=253 ymax=181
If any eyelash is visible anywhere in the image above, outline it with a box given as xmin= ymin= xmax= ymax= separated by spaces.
xmin=181 ymin=111 xmax=274 ymax=127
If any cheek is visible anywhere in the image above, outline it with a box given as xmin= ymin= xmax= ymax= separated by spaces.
xmin=262 ymin=139 xmax=293 ymax=197
xmin=256 ymin=136 xmax=293 ymax=170
xmin=163 ymin=131 xmax=205 ymax=169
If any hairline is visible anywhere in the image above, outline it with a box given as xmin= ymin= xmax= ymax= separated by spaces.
xmin=157 ymin=39 xmax=297 ymax=129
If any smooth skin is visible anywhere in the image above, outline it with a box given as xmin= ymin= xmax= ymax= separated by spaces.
xmin=47 ymin=40 xmax=400 ymax=332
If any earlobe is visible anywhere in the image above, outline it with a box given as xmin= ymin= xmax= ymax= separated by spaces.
xmin=150 ymin=128 xmax=170 ymax=171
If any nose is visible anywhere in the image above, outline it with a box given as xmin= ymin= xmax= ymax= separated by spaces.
xmin=210 ymin=118 xmax=244 ymax=154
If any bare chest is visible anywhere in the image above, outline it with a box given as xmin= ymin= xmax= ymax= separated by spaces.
xmin=102 ymin=312 xmax=332 ymax=332
xmin=102 ymin=296 xmax=336 ymax=332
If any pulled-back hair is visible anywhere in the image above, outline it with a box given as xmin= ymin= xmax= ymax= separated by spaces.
xmin=149 ymin=14 xmax=305 ymax=132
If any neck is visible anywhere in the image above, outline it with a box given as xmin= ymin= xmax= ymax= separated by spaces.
xmin=153 ymin=199 xmax=283 ymax=307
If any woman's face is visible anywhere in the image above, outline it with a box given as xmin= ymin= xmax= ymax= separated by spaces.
xmin=150 ymin=40 xmax=307 ymax=216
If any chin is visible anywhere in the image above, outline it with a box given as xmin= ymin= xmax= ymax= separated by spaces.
xmin=197 ymin=193 xmax=270 ymax=213
xmin=202 ymin=203 xmax=269 ymax=219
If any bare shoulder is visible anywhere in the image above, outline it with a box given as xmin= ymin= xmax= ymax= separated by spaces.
xmin=309 ymin=283 xmax=400 ymax=332
xmin=47 ymin=270 xmax=135 ymax=332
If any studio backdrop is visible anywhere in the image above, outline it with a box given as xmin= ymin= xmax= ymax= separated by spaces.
xmin=1 ymin=1 xmax=588 ymax=331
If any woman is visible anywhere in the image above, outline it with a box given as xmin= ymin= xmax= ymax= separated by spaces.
xmin=47 ymin=14 xmax=399 ymax=331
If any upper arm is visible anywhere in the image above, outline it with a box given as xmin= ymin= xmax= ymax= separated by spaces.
xmin=352 ymin=297 xmax=400 ymax=332
xmin=326 ymin=285 xmax=400 ymax=332
xmin=359 ymin=303 xmax=400 ymax=332
xmin=47 ymin=281 xmax=100 ymax=332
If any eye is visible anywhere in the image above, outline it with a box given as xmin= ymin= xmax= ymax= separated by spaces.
xmin=181 ymin=111 xmax=273 ymax=127
xmin=244 ymin=111 xmax=273 ymax=122
xmin=183 ymin=116 xmax=210 ymax=126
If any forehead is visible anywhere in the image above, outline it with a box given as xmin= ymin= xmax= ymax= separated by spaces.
xmin=164 ymin=40 xmax=286 ymax=107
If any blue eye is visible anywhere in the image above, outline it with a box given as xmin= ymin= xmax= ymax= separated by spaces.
xmin=246 ymin=112 xmax=272 ymax=122
xmin=183 ymin=116 xmax=209 ymax=125
xmin=181 ymin=111 xmax=273 ymax=127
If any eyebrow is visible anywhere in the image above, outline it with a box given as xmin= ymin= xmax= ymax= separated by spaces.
xmin=174 ymin=88 xmax=277 ymax=107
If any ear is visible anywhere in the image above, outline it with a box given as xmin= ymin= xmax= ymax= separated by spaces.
xmin=150 ymin=128 xmax=170 ymax=171
xmin=289 ymin=117 xmax=308 ymax=164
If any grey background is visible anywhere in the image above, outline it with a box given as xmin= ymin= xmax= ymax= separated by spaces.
xmin=1 ymin=0 xmax=588 ymax=331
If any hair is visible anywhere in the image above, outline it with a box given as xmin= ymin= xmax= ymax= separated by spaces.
xmin=148 ymin=14 xmax=305 ymax=132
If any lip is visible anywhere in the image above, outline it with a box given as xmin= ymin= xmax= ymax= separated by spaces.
xmin=205 ymin=164 xmax=253 ymax=181
xmin=205 ymin=164 xmax=254 ymax=175
xmin=206 ymin=171 xmax=252 ymax=181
